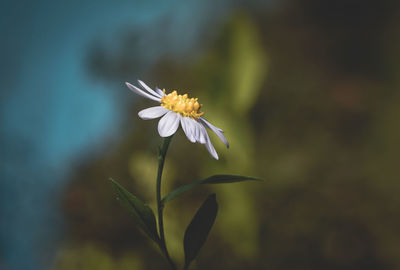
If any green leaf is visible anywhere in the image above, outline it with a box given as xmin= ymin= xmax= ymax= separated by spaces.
xmin=110 ymin=178 xmax=159 ymax=243
xmin=183 ymin=194 xmax=218 ymax=269
xmin=202 ymin=174 xmax=262 ymax=184
xmin=162 ymin=174 xmax=262 ymax=204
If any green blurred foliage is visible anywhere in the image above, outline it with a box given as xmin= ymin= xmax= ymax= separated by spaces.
xmin=53 ymin=1 xmax=400 ymax=269
xmin=53 ymin=244 xmax=144 ymax=270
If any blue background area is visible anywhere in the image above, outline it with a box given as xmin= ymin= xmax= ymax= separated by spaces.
xmin=0 ymin=2 xmax=132 ymax=269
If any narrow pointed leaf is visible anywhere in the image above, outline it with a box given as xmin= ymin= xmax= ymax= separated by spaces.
xmin=183 ymin=194 xmax=218 ymax=269
xmin=162 ymin=174 xmax=262 ymax=204
xmin=110 ymin=178 xmax=159 ymax=243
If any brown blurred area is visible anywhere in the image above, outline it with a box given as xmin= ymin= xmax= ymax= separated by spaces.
xmin=55 ymin=0 xmax=400 ymax=269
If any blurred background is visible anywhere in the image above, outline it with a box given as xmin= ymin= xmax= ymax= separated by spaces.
xmin=1 ymin=0 xmax=400 ymax=269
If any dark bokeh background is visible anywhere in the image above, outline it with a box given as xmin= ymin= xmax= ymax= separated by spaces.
xmin=2 ymin=0 xmax=400 ymax=269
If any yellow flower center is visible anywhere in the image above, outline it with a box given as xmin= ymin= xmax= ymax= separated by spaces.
xmin=160 ymin=90 xmax=204 ymax=119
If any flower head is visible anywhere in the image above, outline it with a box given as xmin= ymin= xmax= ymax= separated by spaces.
xmin=126 ymin=80 xmax=229 ymax=159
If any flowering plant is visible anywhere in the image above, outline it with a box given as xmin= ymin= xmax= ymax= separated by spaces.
xmin=110 ymin=80 xmax=261 ymax=270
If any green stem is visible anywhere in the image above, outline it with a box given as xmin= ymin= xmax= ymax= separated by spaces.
xmin=156 ymin=136 xmax=176 ymax=270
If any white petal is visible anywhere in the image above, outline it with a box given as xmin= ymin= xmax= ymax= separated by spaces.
xmin=204 ymin=132 xmax=219 ymax=160
xmin=187 ymin=117 xmax=199 ymax=142
xmin=200 ymin=117 xmax=229 ymax=148
xmin=155 ymin=87 xmax=164 ymax=97
xmin=138 ymin=106 xmax=169 ymax=120
xmin=181 ymin=117 xmax=196 ymax=143
xmin=137 ymin=80 xmax=162 ymax=98
xmin=187 ymin=118 xmax=198 ymax=142
xmin=189 ymin=118 xmax=206 ymax=144
xmin=126 ymin=82 xmax=161 ymax=102
xmin=198 ymin=122 xmax=207 ymax=144
xmin=158 ymin=111 xmax=180 ymax=137
xmin=193 ymin=120 xmax=200 ymax=142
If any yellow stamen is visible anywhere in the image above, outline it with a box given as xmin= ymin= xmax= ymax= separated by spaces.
xmin=161 ymin=89 xmax=204 ymax=119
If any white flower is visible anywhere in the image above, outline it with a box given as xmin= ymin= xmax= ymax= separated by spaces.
xmin=126 ymin=80 xmax=229 ymax=160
